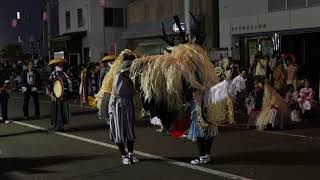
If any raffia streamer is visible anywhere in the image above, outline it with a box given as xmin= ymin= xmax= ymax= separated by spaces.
xmin=95 ymin=49 xmax=132 ymax=113
xmin=256 ymin=83 xmax=289 ymax=130
xmin=130 ymin=43 xmax=234 ymax=128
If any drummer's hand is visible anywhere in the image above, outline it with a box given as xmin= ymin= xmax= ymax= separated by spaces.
xmin=22 ymin=86 xmax=27 ymax=93
xmin=46 ymin=88 xmax=51 ymax=96
xmin=31 ymin=87 xmax=38 ymax=92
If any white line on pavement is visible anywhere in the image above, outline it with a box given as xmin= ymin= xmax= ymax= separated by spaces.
xmin=11 ymin=96 xmax=320 ymax=141
xmin=221 ymin=125 xmax=320 ymax=141
xmin=12 ymin=121 xmax=252 ymax=180
xmin=10 ymin=96 xmax=94 ymax=109
xmin=261 ymin=130 xmax=320 ymax=140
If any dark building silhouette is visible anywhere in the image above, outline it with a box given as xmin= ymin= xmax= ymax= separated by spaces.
xmin=0 ymin=0 xmax=59 ymax=59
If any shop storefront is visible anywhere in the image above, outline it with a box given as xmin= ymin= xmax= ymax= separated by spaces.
xmin=232 ymin=33 xmax=280 ymax=68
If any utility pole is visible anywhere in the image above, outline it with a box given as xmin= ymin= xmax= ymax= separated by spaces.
xmin=42 ymin=13 xmax=45 ymax=62
xmin=47 ymin=1 xmax=51 ymax=61
xmin=184 ymin=0 xmax=191 ymax=38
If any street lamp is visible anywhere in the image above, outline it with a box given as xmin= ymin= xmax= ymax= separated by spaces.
xmin=17 ymin=11 xmax=21 ymax=20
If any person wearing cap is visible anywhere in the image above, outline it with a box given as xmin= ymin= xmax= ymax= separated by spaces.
xmin=100 ymin=55 xmax=116 ymax=87
xmin=46 ymin=58 xmax=71 ymax=131
xmin=96 ymin=55 xmax=116 ymax=120
xmin=21 ymin=61 xmax=41 ymax=120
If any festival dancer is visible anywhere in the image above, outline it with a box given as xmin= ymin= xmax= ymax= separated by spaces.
xmin=108 ymin=50 xmax=139 ymax=165
xmin=97 ymin=55 xmax=116 ymax=120
xmin=187 ymin=94 xmax=218 ymax=164
xmin=100 ymin=55 xmax=116 ymax=87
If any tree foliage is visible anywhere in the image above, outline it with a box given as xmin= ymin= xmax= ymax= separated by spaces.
xmin=0 ymin=44 xmax=23 ymax=59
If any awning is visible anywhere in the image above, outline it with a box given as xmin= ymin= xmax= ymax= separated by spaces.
xmin=50 ymin=31 xmax=87 ymax=42
xmin=122 ymin=16 xmax=198 ymax=40
xmin=50 ymin=35 xmax=71 ymax=42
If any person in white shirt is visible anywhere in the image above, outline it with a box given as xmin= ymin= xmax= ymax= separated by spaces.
xmin=21 ymin=62 xmax=40 ymax=120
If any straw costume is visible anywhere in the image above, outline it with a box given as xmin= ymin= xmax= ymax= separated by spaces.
xmin=256 ymin=83 xmax=289 ymax=130
xmin=97 ymin=14 xmax=245 ymax=165
xmin=95 ymin=50 xmax=132 ymax=121
xmin=129 ymin=14 xmax=243 ymax=165
xmin=96 ymin=50 xmax=140 ymax=165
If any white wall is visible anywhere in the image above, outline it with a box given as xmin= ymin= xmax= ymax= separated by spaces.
xmin=86 ymin=0 xmax=104 ymax=62
xmin=87 ymin=0 xmax=129 ymax=62
xmin=219 ymin=0 xmax=268 ymax=19
xmin=59 ymin=0 xmax=89 ymax=35
xmin=291 ymin=6 xmax=320 ymax=29
xmin=219 ymin=0 xmax=320 ymax=49
xmin=58 ymin=0 xmax=129 ymax=62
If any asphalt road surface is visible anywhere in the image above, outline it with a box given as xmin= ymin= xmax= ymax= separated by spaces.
xmin=1 ymin=95 xmax=320 ymax=180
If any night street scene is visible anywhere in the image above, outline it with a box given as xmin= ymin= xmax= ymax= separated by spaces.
xmin=1 ymin=0 xmax=320 ymax=180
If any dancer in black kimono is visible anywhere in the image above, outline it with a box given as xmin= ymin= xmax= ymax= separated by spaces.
xmin=108 ymin=51 xmax=139 ymax=165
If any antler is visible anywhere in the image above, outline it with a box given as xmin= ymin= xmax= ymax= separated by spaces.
xmin=163 ymin=47 xmax=172 ymax=53
xmin=160 ymin=21 xmax=175 ymax=47
xmin=189 ymin=11 xmax=206 ymax=45
xmin=173 ymin=15 xmax=189 ymax=44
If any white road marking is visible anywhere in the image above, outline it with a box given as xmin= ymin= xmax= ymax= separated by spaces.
xmin=12 ymin=121 xmax=252 ymax=180
xmin=261 ymin=130 xmax=320 ymax=140
xmin=11 ymin=95 xmax=320 ymax=141
xmin=221 ymin=125 xmax=320 ymax=141
xmin=10 ymin=96 xmax=94 ymax=109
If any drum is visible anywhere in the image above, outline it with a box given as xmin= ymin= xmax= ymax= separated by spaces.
xmin=53 ymin=78 xmax=79 ymax=99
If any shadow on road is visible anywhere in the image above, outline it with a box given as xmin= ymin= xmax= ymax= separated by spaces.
xmin=212 ymin=150 xmax=320 ymax=166
xmin=0 ymin=130 xmax=44 ymax=138
xmin=0 ymin=154 xmax=104 ymax=174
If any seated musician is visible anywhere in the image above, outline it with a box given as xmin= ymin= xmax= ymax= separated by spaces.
xmin=46 ymin=58 xmax=71 ymax=131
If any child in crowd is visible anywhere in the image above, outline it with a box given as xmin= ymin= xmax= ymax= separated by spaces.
xmin=285 ymin=84 xmax=301 ymax=123
xmin=299 ymin=79 xmax=314 ymax=121
xmin=245 ymin=92 xmax=255 ymax=116
xmin=246 ymin=82 xmax=264 ymax=128
xmin=285 ymin=84 xmax=299 ymax=107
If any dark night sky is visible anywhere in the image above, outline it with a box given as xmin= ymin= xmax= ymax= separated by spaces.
xmin=0 ymin=0 xmax=46 ymax=48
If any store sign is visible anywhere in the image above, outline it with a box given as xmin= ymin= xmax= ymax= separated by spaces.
xmin=210 ymin=49 xmax=228 ymax=62
xmin=54 ymin=51 xmax=65 ymax=59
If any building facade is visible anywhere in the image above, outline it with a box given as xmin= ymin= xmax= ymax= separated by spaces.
xmin=0 ymin=0 xmax=57 ymax=59
xmin=123 ymin=0 xmax=218 ymax=55
xmin=56 ymin=0 xmax=129 ymax=66
xmin=220 ymin=0 xmax=320 ymax=95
